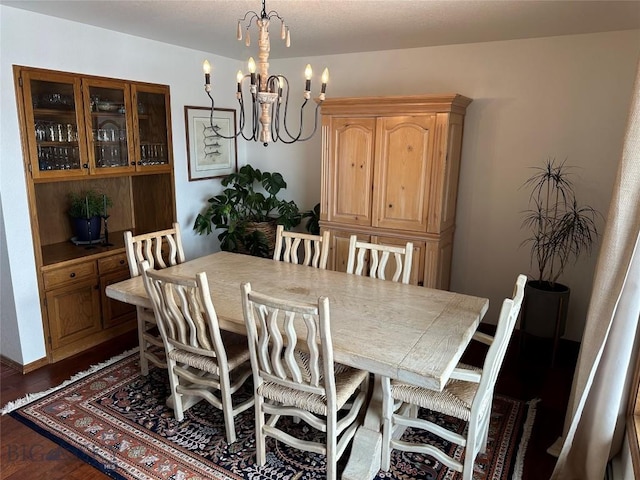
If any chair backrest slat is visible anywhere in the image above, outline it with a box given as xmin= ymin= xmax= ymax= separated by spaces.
xmin=273 ymin=225 xmax=330 ymax=269
xmin=124 ymin=223 xmax=185 ymax=278
xmin=346 ymin=235 xmax=413 ymax=284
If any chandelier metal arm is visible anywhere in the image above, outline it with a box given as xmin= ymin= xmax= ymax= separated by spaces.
xmin=205 ymin=89 xmax=242 ymax=140
xmin=273 ymin=101 xmax=321 ymax=144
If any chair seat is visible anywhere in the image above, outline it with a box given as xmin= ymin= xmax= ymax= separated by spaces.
xmin=168 ymin=340 xmax=250 ymax=374
xmin=259 ymin=364 xmax=369 ymax=416
xmin=390 ymin=363 xmax=481 ymax=421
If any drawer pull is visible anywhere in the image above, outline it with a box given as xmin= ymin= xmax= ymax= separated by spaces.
xmin=69 ymin=272 xmax=76 ymax=278
xmin=119 ymin=259 xmax=125 ymax=265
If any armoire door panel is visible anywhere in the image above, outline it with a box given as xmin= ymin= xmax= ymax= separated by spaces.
xmin=328 ymin=118 xmax=376 ymax=226
xmin=439 ymin=114 xmax=464 ymax=233
xmin=373 ymin=115 xmax=435 ymax=232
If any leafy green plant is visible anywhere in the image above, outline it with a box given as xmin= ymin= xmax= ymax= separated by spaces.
xmin=302 ymin=202 xmax=321 ymax=235
xmin=521 ymin=158 xmax=601 ymax=287
xmin=67 ymin=189 xmax=112 ymax=218
xmin=193 ymin=164 xmax=301 ymax=257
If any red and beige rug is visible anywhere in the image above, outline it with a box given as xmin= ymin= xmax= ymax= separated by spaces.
xmin=3 ymin=350 xmax=537 ymax=480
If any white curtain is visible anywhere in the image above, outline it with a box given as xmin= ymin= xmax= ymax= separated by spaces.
xmin=550 ymin=59 xmax=640 ymax=480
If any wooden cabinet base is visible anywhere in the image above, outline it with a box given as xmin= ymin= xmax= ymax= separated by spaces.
xmin=48 ymin=320 xmax=136 ymax=363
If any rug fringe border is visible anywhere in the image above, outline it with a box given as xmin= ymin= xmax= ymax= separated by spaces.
xmin=1 ymin=347 xmax=139 ymax=415
xmin=512 ymin=397 xmax=540 ymax=479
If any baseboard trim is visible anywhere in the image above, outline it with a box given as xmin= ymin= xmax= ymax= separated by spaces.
xmin=0 ymin=354 xmax=48 ymax=374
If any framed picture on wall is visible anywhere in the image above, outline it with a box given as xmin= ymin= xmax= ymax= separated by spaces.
xmin=185 ymin=106 xmax=238 ymax=181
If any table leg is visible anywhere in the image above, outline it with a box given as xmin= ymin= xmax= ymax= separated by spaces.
xmin=166 ymin=393 xmax=202 ymax=411
xmin=342 ymin=374 xmax=383 ymax=480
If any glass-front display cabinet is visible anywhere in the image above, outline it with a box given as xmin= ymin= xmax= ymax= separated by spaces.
xmin=21 ymin=70 xmax=88 ymax=179
xmin=17 ymin=67 xmax=172 ymax=180
xmin=132 ymin=84 xmax=171 ymax=171
xmin=82 ymin=79 xmax=134 ymax=174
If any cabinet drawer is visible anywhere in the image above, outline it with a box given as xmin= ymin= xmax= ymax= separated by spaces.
xmin=43 ymin=261 xmax=97 ymax=290
xmin=98 ymin=253 xmax=129 ymax=275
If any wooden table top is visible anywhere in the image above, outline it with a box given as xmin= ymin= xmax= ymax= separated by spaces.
xmin=106 ymin=251 xmax=489 ymax=391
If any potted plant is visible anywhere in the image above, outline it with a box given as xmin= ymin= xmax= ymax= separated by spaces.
xmin=520 ymin=158 xmax=601 ymax=338
xmin=302 ymin=202 xmax=321 ymax=235
xmin=193 ymin=164 xmax=301 ymax=257
xmin=68 ymin=189 xmax=112 ymax=242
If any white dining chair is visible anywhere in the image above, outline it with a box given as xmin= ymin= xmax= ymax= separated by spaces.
xmin=380 ymin=274 xmax=527 ymax=479
xmin=346 ymin=235 xmax=413 ymax=284
xmin=124 ymin=223 xmax=185 ymax=375
xmin=141 ymin=261 xmax=253 ymax=443
xmin=240 ymin=282 xmax=369 ymax=480
xmin=272 ymin=224 xmax=330 ymax=269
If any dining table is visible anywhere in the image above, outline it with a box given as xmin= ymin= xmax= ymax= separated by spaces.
xmin=106 ymin=251 xmax=489 ymax=480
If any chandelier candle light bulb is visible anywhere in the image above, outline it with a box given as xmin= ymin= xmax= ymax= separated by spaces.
xmin=203 ymin=60 xmax=211 ymax=92
xmin=200 ymin=0 xmax=329 ymax=146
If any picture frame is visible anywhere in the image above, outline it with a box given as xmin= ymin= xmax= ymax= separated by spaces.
xmin=185 ymin=106 xmax=238 ymax=181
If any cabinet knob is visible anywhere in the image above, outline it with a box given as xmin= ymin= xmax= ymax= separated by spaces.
xmin=83 ymin=164 xmax=88 ymax=169
xmin=137 ymin=161 xmax=142 ymax=166
xmin=119 ymin=259 xmax=125 ymax=265
xmin=388 ymin=204 xmax=393 ymax=208
xmin=69 ymin=272 xmax=76 ymax=278
xmin=130 ymin=162 xmax=136 ymax=166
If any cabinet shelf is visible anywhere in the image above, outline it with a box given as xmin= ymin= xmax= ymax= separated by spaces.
xmin=33 ymin=108 xmax=76 ymax=116
xmin=41 ymin=230 xmax=127 ymax=267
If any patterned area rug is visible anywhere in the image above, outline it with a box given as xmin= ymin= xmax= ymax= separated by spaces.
xmin=3 ymin=350 xmax=537 ymax=480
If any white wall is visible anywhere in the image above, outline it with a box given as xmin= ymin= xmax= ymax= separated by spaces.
xmin=1 ymin=4 xmax=638 ymax=365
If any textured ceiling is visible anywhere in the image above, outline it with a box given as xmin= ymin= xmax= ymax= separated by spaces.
xmin=2 ymin=0 xmax=639 ymax=60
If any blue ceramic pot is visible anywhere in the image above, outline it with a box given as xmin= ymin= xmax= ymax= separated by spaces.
xmin=72 ymin=216 xmax=102 ymax=242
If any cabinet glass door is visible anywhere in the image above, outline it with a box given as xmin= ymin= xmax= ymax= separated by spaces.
xmin=23 ymin=72 xmax=86 ymax=178
xmin=132 ymin=85 xmax=172 ymax=170
xmin=84 ymin=81 xmax=133 ymax=173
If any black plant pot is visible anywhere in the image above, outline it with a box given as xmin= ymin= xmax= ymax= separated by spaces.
xmin=71 ymin=216 xmax=102 ymax=242
xmin=520 ymin=280 xmax=570 ymax=339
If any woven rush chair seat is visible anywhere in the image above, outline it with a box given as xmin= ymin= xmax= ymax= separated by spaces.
xmin=168 ymin=341 xmax=250 ymax=374
xmin=381 ymin=274 xmax=527 ymax=480
xmin=388 ymin=363 xmax=482 ymax=422
xmin=258 ymin=363 xmax=369 ymax=416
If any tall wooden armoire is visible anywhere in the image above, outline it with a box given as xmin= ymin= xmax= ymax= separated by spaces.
xmin=319 ymin=94 xmax=472 ymax=289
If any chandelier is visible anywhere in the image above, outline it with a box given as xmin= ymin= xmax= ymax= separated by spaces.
xmin=202 ymin=0 xmax=329 ymax=146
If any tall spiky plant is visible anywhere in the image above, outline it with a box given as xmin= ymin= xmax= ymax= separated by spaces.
xmin=521 ymin=158 xmax=601 ymax=287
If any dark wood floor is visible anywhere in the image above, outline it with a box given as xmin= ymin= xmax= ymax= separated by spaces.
xmin=0 ymin=328 xmax=577 ymax=480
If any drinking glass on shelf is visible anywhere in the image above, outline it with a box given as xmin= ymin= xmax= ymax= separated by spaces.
xmin=66 ymin=124 xmax=76 ymax=142
xmin=35 ymin=122 xmax=47 ymax=141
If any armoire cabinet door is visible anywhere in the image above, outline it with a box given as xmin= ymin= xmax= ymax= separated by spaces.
xmin=372 ymin=115 xmax=436 ymax=232
xmin=326 ymin=117 xmax=376 ymax=226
